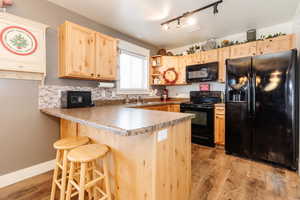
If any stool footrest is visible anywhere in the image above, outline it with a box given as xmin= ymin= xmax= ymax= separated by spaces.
xmin=96 ymin=186 xmax=108 ymax=200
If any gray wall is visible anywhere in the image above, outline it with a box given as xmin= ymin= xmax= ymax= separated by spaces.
xmin=0 ymin=0 xmax=158 ymax=175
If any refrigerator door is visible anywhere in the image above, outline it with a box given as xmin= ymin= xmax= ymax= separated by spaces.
xmin=252 ymin=50 xmax=298 ymax=169
xmin=225 ymin=57 xmax=252 ymax=157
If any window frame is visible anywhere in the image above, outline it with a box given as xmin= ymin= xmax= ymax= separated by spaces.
xmin=117 ymin=40 xmax=150 ymax=95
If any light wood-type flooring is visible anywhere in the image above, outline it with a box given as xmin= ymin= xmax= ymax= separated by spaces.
xmin=1 ymin=144 xmax=299 ymax=200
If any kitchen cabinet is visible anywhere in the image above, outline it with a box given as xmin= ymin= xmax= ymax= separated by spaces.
xmin=95 ymin=33 xmax=118 ymax=80
xmin=161 ymin=56 xmax=178 ymax=69
xmin=59 ymin=21 xmax=117 ymax=80
xmin=214 ymin=104 xmax=225 ymax=146
xmin=218 ymin=47 xmax=230 ymax=83
xmin=139 ymin=104 xmax=180 ymax=112
xmin=177 ymin=56 xmax=187 ymax=84
xmin=201 ymin=49 xmax=219 ymax=63
xmin=168 ymin=104 xmax=180 ymax=112
xmin=59 ymin=21 xmax=96 ymax=79
xmin=230 ymin=41 xmax=257 ymax=59
xmin=257 ymin=34 xmax=295 ymax=55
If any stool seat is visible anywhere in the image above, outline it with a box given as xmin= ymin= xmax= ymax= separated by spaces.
xmin=68 ymin=144 xmax=109 ymax=163
xmin=53 ymin=136 xmax=90 ymax=150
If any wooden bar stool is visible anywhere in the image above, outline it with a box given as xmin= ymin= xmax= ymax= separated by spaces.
xmin=50 ymin=136 xmax=90 ymax=200
xmin=65 ymin=144 xmax=112 ymax=200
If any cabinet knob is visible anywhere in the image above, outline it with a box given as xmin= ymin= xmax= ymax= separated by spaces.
xmin=97 ymin=74 xmax=100 ymax=77
xmin=91 ymin=73 xmax=94 ymax=76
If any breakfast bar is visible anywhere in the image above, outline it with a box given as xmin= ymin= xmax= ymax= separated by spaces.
xmin=42 ymin=105 xmax=193 ymax=200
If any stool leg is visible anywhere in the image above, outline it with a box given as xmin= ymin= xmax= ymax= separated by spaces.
xmin=86 ymin=162 xmax=93 ymax=200
xmin=92 ymin=161 xmax=98 ymax=200
xmin=60 ymin=150 xmax=68 ymax=200
xmin=65 ymin=162 xmax=75 ymax=200
xmin=50 ymin=150 xmax=61 ymax=200
xmin=103 ymin=157 xmax=112 ymax=200
xmin=79 ymin=162 xmax=87 ymax=200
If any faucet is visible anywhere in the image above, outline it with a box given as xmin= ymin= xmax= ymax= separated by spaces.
xmin=136 ymin=96 xmax=143 ymax=104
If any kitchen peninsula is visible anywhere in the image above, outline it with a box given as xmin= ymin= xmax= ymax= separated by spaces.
xmin=42 ymin=104 xmax=194 ymax=200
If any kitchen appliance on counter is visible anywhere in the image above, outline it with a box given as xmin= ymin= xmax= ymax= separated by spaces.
xmin=225 ymin=49 xmax=299 ymax=170
xmin=61 ymin=91 xmax=94 ymax=108
xmin=186 ymin=62 xmax=218 ymax=83
xmin=180 ymin=91 xmax=222 ymax=147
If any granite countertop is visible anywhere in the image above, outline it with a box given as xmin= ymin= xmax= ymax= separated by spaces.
xmin=41 ymin=101 xmax=194 ymax=136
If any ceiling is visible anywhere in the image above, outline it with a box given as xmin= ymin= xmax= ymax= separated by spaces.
xmin=47 ymin=0 xmax=299 ymax=48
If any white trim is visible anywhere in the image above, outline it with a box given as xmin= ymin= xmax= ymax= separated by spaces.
xmin=0 ymin=159 xmax=55 ymax=188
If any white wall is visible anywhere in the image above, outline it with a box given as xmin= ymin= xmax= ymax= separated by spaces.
xmin=167 ymin=22 xmax=294 ymax=98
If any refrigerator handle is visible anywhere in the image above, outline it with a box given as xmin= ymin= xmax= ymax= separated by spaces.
xmin=247 ymin=72 xmax=251 ymax=114
xmin=252 ymin=71 xmax=256 ymax=115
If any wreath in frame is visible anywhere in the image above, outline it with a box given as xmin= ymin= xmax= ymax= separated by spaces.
xmin=163 ymin=68 xmax=179 ymax=84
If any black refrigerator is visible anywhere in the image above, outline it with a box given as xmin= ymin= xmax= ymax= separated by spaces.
xmin=225 ymin=49 xmax=299 ymax=170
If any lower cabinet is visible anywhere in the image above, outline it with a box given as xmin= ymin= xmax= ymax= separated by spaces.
xmin=214 ymin=104 xmax=225 ymax=146
xmin=139 ymin=104 xmax=180 ymax=112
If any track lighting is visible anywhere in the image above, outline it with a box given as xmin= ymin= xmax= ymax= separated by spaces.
xmin=161 ymin=0 xmax=223 ymax=31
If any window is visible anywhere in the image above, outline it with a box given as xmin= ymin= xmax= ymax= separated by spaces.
xmin=118 ymin=40 xmax=150 ymax=94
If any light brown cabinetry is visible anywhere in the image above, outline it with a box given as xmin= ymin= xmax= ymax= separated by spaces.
xmin=230 ymin=41 xmax=257 ymax=59
xmin=201 ymin=49 xmax=219 ymax=63
xmin=218 ymin=47 xmax=230 ymax=83
xmin=59 ymin=22 xmax=96 ymax=79
xmin=95 ymin=33 xmax=117 ymax=80
xmin=59 ymin=21 xmax=117 ymax=80
xmin=214 ymin=104 xmax=225 ymax=146
xmin=256 ymin=35 xmax=295 ymax=55
xmin=139 ymin=104 xmax=180 ymax=112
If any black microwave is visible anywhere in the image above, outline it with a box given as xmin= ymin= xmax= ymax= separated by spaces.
xmin=186 ymin=62 xmax=219 ymax=83
xmin=61 ymin=91 xmax=94 ymax=108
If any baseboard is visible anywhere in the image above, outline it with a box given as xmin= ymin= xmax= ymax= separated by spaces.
xmin=0 ymin=159 xmax=55 ymax=188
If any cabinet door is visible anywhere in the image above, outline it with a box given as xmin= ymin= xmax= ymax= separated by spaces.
xmin=66 ymin=22 xmax=96 ymax=78
xmin=184 ymin=54 xmax=194 ymax=66
xmin=192 ymin=52 xmax=202 ymax=65
xmin=161 ymin=56 xmax=178 ymax=69
xmin=95 ymin=33 xmax=117 ymax=80
xmin=202 ymin=49 xmax=219 ymax=63
xmin=230 ymin=42 xmax=257 ymax=59
xmin=177 ymin=56 xmax=187 ymax=84
xmin=257 ymin=35 xmax=295 ymax=55
xmin=218 ymin=47 xmax=230 ymax=83
xmin=214 ymin=114 xmax=225 ymax=145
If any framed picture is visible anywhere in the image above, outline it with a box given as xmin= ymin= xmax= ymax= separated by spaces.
xmin=199 ymin=83 xmax=210 ymax=91
xmin=0 ymin=12 xmax=48 ymax=81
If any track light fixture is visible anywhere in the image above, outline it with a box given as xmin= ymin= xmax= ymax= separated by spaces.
xmin=161 ymin=0 xmax=223 ymax=31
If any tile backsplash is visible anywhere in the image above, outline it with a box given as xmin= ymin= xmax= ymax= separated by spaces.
xmin=39 ymin=85 xmax=161 ymax=109
xmin=167 ymin=82 xmax=225 ymax=98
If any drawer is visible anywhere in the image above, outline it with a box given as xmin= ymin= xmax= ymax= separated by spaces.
xmin=215 ymin=108 xmax=225 ymax=115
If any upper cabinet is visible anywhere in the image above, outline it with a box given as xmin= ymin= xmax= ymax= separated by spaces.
xmin=218 ymin=47 xmax=230 ymax=83
xmin=151 ymin=34 xmax=295 ymax=86
xmin=59 ymin=21 xmax=117 ymax=81
xmin=201 ymin=49 xmax=219 ymax=63
xmin=257 ymin=35 xmax=295 ymax=55
xmin=95 ymin=33 xmax=117 ymax=80
xmin=230 ymin=41 xmax=257 ymax=59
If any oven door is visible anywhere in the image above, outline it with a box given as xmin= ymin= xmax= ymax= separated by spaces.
xmin=181 ymin=107 xmax=215 ymax=147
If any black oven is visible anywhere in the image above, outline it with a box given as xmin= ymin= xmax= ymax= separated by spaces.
xmin=181 ymin=105 xmax=215 ymax=147
xmin=186 ymin=62 xmax=218 ymax=83
xmin=180 ymin=91 xmax=222 ymax=147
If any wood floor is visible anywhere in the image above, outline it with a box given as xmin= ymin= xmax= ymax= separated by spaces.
xmin=1 ymin=144 xmax=300 ymax=200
